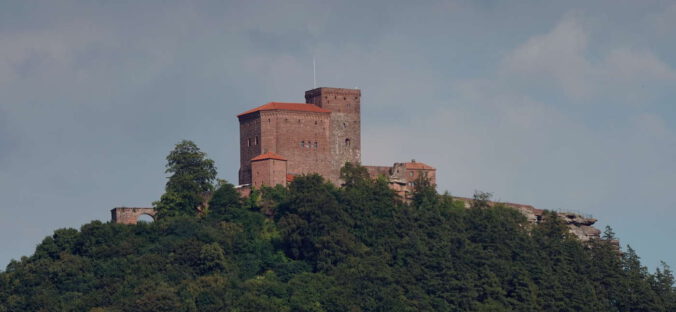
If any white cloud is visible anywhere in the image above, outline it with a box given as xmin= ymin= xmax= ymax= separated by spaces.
xmin=502 ymin=14 xmax=592 ymax=98
xmin=602 ymin=48 xmax=676 ymax=82
xmin=652 ymin=2 xmax=676 ymax=35
xmin=501 ymin=14 xmax=676 ymax=100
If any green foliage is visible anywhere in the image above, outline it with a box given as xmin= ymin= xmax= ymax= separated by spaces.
xmin=165 ymin=140 xmax=217 ymax=194
xmin=207 ymin=180 xmax=242 ymax=220
xmin=155 ymin=140 xmax=217 ymax=218
xmin=2 ymin=163 xmax=674 ymax=311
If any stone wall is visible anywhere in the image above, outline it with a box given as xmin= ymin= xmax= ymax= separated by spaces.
xmin=366 ymin=161 xmax=437 ymax=199
xmin=305 ymin=87 xmax=361 ymax=183
xmin=251 ymin=157 xmax=288 ymax=188
xmin=238 ymin=114 xmax=262 ymax=184
xmin=110 ymin=207 xmax=156 ymax=225
xmin=260 ymin=110 xmax=331 ymax=179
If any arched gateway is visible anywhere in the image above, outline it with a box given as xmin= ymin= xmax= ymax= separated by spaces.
xmin=110 ymin=207 xmax=157 ymax=225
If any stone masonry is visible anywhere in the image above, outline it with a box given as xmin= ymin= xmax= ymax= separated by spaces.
xmin=110 ymin=207 xmax=156 ymax=225
xmin=305 ymin=87 xmax=361 ymax=183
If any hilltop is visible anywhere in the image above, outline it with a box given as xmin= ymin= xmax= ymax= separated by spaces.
xmin=1 ymin=141 xmax=674 ymax=311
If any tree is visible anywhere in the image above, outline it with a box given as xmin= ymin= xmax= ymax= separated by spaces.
xmin=339 ymin=162 xmax=371 ymax=188
xmin=412 ymin=174 xmax=438 ymax=208
xmin=165 ymin=140 xmax=217 ymax=194
xmin=155 ymin=140 xmax=217 ymax=218
xmin=207 ymin=180 xmax=242 ymax=219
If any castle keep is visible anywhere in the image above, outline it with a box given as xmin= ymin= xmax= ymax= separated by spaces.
xmin=237 ymin=87 xmax=434 ymax=196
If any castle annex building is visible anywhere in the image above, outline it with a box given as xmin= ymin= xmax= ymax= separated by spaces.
xmin=237 ymin=87 xmax=435 ymax=196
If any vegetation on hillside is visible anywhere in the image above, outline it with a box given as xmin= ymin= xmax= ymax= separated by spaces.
xmin=1 ymin=141 xmax=674 ymax=311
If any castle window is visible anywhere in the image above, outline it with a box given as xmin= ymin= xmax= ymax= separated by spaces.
xmin=298 ymin=119 xmax=301 ymax=123
xmin=247 ymin=138 xmax=251 ymax=147
xmin=306 ymin=141 xmax=311 ymax=148
xmin=344 ymin=97 xmax=346 ymax=100
xmin=345 ymin=138 xmax=351 ymax=147
xmin=255 ymin=136 xmax=259 ymax=145
xmin=315 ymin=121 xmax=318 ymax=125
xmin=301 ymin=141 xmax=304 ymax=148
xmin=314 ymin=142 xmax=318 ymax=149
xmin=343 ymin=122 xmax=347 ymax=128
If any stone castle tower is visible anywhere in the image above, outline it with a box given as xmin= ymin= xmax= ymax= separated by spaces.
xmin=305 ymin=87 xmax=361 ymax=182
xmin=238 ymin=87 xmax=361 ymax=185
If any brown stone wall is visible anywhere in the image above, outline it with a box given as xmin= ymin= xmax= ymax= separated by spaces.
xmin=251 ymin=158 xmax=288 ymax=188
xmin=305 ymin=87 xmax=361 ymax=183
xmin=110 ymin=207 xmax=156 ymax=224
xmin=388 ymin=163 xmax=437 ymax=198
xmin=259 ymin=110 xmax=331 ymax=179
xmin=239 ymin=114 xmax=262 ymax=184
xmin=364 ymin=165 xmax=392 ymax=178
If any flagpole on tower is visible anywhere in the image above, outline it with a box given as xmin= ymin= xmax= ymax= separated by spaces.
xmin=313 ymin=57 xmax=317 ymax=88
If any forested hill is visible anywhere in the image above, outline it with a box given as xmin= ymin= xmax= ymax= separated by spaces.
xmin=1 ymin=141 xmax=674 ymax=311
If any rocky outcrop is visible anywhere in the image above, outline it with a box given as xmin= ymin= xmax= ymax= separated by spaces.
xmin=454 ymin=197 xmax=602 ymax=242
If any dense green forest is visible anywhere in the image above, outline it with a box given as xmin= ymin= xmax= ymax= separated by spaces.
xmin=1 ymin=141 xmax=674 ymax=311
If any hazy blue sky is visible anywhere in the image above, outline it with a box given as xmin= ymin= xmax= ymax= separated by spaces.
xmin=1 ymin=0 xmax=675 ymax=270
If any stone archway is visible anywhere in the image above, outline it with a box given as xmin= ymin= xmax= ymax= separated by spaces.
xmin=110 ymin=207 xmax=157 ymax=225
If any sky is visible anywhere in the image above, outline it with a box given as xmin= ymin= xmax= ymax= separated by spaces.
xmin=1 ymin=0 xmax=675 ymax=271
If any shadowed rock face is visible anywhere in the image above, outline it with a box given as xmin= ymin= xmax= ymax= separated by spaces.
xmin=454 ymin=197 xmax=603 ymax=243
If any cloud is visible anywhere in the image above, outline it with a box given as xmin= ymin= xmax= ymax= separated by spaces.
xmin=652 ymin=2 xmax=676 ymax=35
xmin=501 ymin=14 xmax=676 ymax=101
xmin=602 ymin=48 xmax=676 ymax=82
xmin=502 ymin=14 xmax=591 ymax=98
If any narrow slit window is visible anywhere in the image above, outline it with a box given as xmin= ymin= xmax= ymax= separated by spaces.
xmin=301 ymin=141 xmax=305 ymax=148
xmin=345 ymin=138 xmax=351 ymax=147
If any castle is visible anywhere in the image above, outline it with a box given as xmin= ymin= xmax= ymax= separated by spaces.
xmin=109 ymin=86 xmax=602 ymax=244
xmin=236 ymin=87 xmax=435 ymax=197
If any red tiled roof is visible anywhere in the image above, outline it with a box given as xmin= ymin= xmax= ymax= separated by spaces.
xmin=404 ymin=162 xmax=435 ymax=170
xmin=286 ymin=174 xmax=295 ymax=183
xmin=250 ymin=152 xmax=287 ymax=162
xmin=238 ymin=102 xmax=331 ymax=117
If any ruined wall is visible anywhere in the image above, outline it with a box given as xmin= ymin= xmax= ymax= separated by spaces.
xmin=305 ymin=87 xmax=361 ymax=183
xmin=390 ymin=162 xmax=437 ymax=186
xmin=110 ymin=207 xmax=156 ymax=225
xmin=364 ymin=165 xmax=392 ymax=178
xmin=366 ymin=161 xmax=437 ymax=199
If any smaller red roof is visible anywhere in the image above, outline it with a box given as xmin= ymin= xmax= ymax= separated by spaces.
xmin=250 ymin=152 xmax=287 ymax=162
xmin=238 ymin=102 xmax=331 ymax=117
xmin=286 ymin=174 xmax=295 ymax=183
xmin=404 ymin=162 xmax=435 ymax=170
